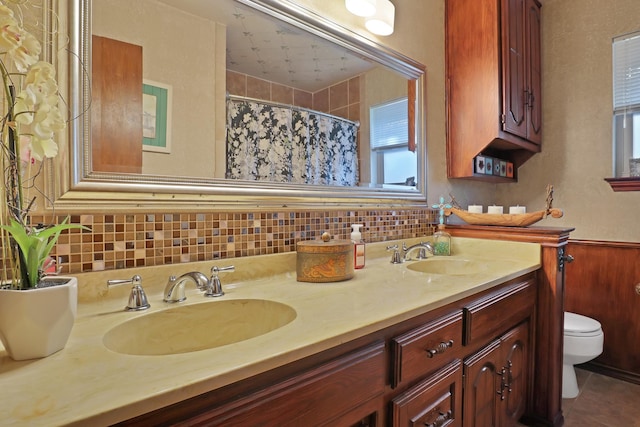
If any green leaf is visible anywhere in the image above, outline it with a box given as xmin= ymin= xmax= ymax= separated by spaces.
xmin=0 ymin=217 xmax=88 ymax=288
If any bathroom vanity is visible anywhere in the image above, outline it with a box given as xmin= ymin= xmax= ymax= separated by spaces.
xmin=0 ymin=237 xmax=544 ymax=426
xmin=120 ymin=272 xmax=536 ymax=427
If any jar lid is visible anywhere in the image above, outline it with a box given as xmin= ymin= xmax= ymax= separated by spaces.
xmin=297 ymin=239 xmax=352 ymax=254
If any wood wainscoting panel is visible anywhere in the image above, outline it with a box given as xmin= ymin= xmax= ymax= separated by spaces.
xmin=565 ymin=240 xmax=640 ymax=384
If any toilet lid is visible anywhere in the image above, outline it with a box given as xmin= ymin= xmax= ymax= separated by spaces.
xmin=564 ymin=312 xmax=602 ymax=334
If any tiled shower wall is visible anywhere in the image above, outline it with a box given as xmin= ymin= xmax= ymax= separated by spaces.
xmin=226 ymin=70 xmax=361 ymax=123
xmin=26 ymin=208 xmax=437 ymax=275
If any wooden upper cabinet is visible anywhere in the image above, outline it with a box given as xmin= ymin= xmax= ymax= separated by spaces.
xmin=503 ymin=0 xmax=542 ymax=145
xmin=445 ymin=0 xmax=542 ymax=182
xmin=91 ymin=35 xmax=143 ymax=174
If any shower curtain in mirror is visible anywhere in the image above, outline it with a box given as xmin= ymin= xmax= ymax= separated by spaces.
xmin=226 ymin=99 xmax=359 ymax=186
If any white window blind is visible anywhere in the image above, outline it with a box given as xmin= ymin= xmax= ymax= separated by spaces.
xmin=613 ymin=31 xmax=640 ymax=112
xmin=370 ymin=97 xmax=408 ymax=149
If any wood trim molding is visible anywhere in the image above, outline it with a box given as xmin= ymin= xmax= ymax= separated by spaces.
xmin=582 ymin=361 xmax=640 ymax=386
xmin=569 ymin=238 xmax=640 ymax=249
xmin=446 ymin=224 xmax=575 ymax=246
xmin=604 ymin=177 xmax=640 ymax=191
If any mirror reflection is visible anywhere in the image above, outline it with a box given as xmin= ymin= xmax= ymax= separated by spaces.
xmin=89 ymin=0 xmax=419 ymax=189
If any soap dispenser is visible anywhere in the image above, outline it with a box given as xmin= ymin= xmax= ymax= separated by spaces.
xmin=351 ymin=224 xmax=365 ymax=269
xmin=431 ymin=196 xmax=452 ymax=256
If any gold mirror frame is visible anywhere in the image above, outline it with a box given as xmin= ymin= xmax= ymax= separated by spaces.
xmin=51 ymin=0 xmax=427 ymax=210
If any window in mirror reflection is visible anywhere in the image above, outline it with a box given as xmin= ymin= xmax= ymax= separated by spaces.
xmin=370 ymin=97 xmax=417 ymax=187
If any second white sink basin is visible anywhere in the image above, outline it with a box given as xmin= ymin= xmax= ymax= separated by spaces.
xmin=406 ymin=258 xmax=486 ymax=275
xmin=103 ymin=299 xmax=297 ymax=356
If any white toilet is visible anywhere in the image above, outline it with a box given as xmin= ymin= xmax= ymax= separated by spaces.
xmin=562 ymin=311 xmax=604 ymax=399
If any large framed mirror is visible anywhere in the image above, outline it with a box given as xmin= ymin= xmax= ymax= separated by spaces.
xmin=55 ymin=0 xmax=427 ymax=209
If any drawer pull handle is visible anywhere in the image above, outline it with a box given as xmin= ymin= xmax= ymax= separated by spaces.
xmin=426 ymin=340 xmax=454 ymax=358
xmin=425 ymin=410 xmax=452 ymax=427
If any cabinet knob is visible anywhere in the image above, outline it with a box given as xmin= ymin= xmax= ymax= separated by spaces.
xmin=425 ymin=340 xmax=454 ymax=358
xmin=635 ymin=283 xmax=640 ymax=295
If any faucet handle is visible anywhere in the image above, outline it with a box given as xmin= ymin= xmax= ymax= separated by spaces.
xmin=108 ymin=275 xmax=150 ymax=311
xmin=386 ymin=245 xmax=403 ymax=264
xmin=212 ymin=265 xmax=235 ymax=275
xmin=205 ymin=265 xmax=235 ymax=297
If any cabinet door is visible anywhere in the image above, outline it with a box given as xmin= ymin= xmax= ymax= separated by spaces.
xmin=391 ymin=360 xmax=463 ymax=427
xmin=463 ymin=340 xmax=501 ymax=427
xmin=91 ymin=35 xmax=143 ymax=173
xmin=502 ymin=0 xmax=527 ymax=140
xmin=499 ymin=322 xmax=530 ymax=426
xmin=502 ymin=0 xmax=542 ymax=145
xmin=525 ymin=0 xmax=542 ymax=144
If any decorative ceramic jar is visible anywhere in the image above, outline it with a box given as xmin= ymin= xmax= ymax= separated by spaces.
xmin=296 ymin=238 xmax=354 ymax=283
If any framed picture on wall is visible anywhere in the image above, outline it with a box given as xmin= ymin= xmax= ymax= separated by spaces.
xmin=142 ymin=79 xmax=172 ymax=153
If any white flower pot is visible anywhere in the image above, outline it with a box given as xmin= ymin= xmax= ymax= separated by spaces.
xmin=0 ymin=277 xmax=77 ymax=361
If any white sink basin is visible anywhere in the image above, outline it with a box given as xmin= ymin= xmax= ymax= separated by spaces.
xmin=103 ymin=299 xmax=296 ymax=356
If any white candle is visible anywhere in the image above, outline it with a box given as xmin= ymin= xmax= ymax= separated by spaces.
xmin=509 ymin=205 xmax=526 ymax=214
xmin=487 ymin=205 xmax=503 ymax=214
xmin=468 ymin=205 xmax=483 ymax=214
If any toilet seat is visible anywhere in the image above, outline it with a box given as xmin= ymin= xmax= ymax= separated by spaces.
xmin=564 ymin=312 xmax=602 ymax=337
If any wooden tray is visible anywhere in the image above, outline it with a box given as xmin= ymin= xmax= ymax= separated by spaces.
xmin=445 ymin=206 xmax=563 ymax=227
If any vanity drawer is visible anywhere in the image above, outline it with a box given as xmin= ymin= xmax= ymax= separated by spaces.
xmin=463 ymin=276 xmax=536 ymax=346
xmin=390 ymin=359 xmax=462 ymax=427
xmin=391 ymin=310 xmax=463 ymax=388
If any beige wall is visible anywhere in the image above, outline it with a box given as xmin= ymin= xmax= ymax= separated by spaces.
xmin=495 ymin=0 xmax=640 ymax=242
xmin=93 ymin=0 xmax=225 ymax=178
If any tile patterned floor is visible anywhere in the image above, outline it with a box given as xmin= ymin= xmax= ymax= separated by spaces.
xmin=519 ymin=367 xmax=640 ymax=426
xmin=560 ymin=367 xmax=640 ymax=427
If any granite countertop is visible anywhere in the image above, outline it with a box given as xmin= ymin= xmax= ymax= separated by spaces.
xmin=0 ymin=237 xmax=541 ymax=426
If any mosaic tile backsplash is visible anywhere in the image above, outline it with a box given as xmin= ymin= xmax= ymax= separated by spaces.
xmin=22 ymin=208 xmax=438 ymax=275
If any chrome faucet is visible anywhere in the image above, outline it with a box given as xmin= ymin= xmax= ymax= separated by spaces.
xmin=163 ymin=265 xmax=234 ymax=302
xmin=387 ymin=242 xmax=434 ymax=264
xmin=403 ymin=242 xmax=434 ymax=261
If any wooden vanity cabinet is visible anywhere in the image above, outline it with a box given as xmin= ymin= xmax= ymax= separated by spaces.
xmin=445 ymin=0 xmax=542 ymax=181
xmin=462 ymin=279 xmax=534 ymax=427
xmin=389 ymin=276 xmax=535 ymax=427
xmin=117 ymin=341 xmax=386 ymax=427
xmin=118 ymin=274 xmax=537 ymax=427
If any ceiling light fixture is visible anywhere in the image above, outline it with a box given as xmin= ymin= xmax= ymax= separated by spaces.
xmin=345 ymin=0 xmax=376 ymax=18
xmin=365 ymin=0 xmax=395 ymax=36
